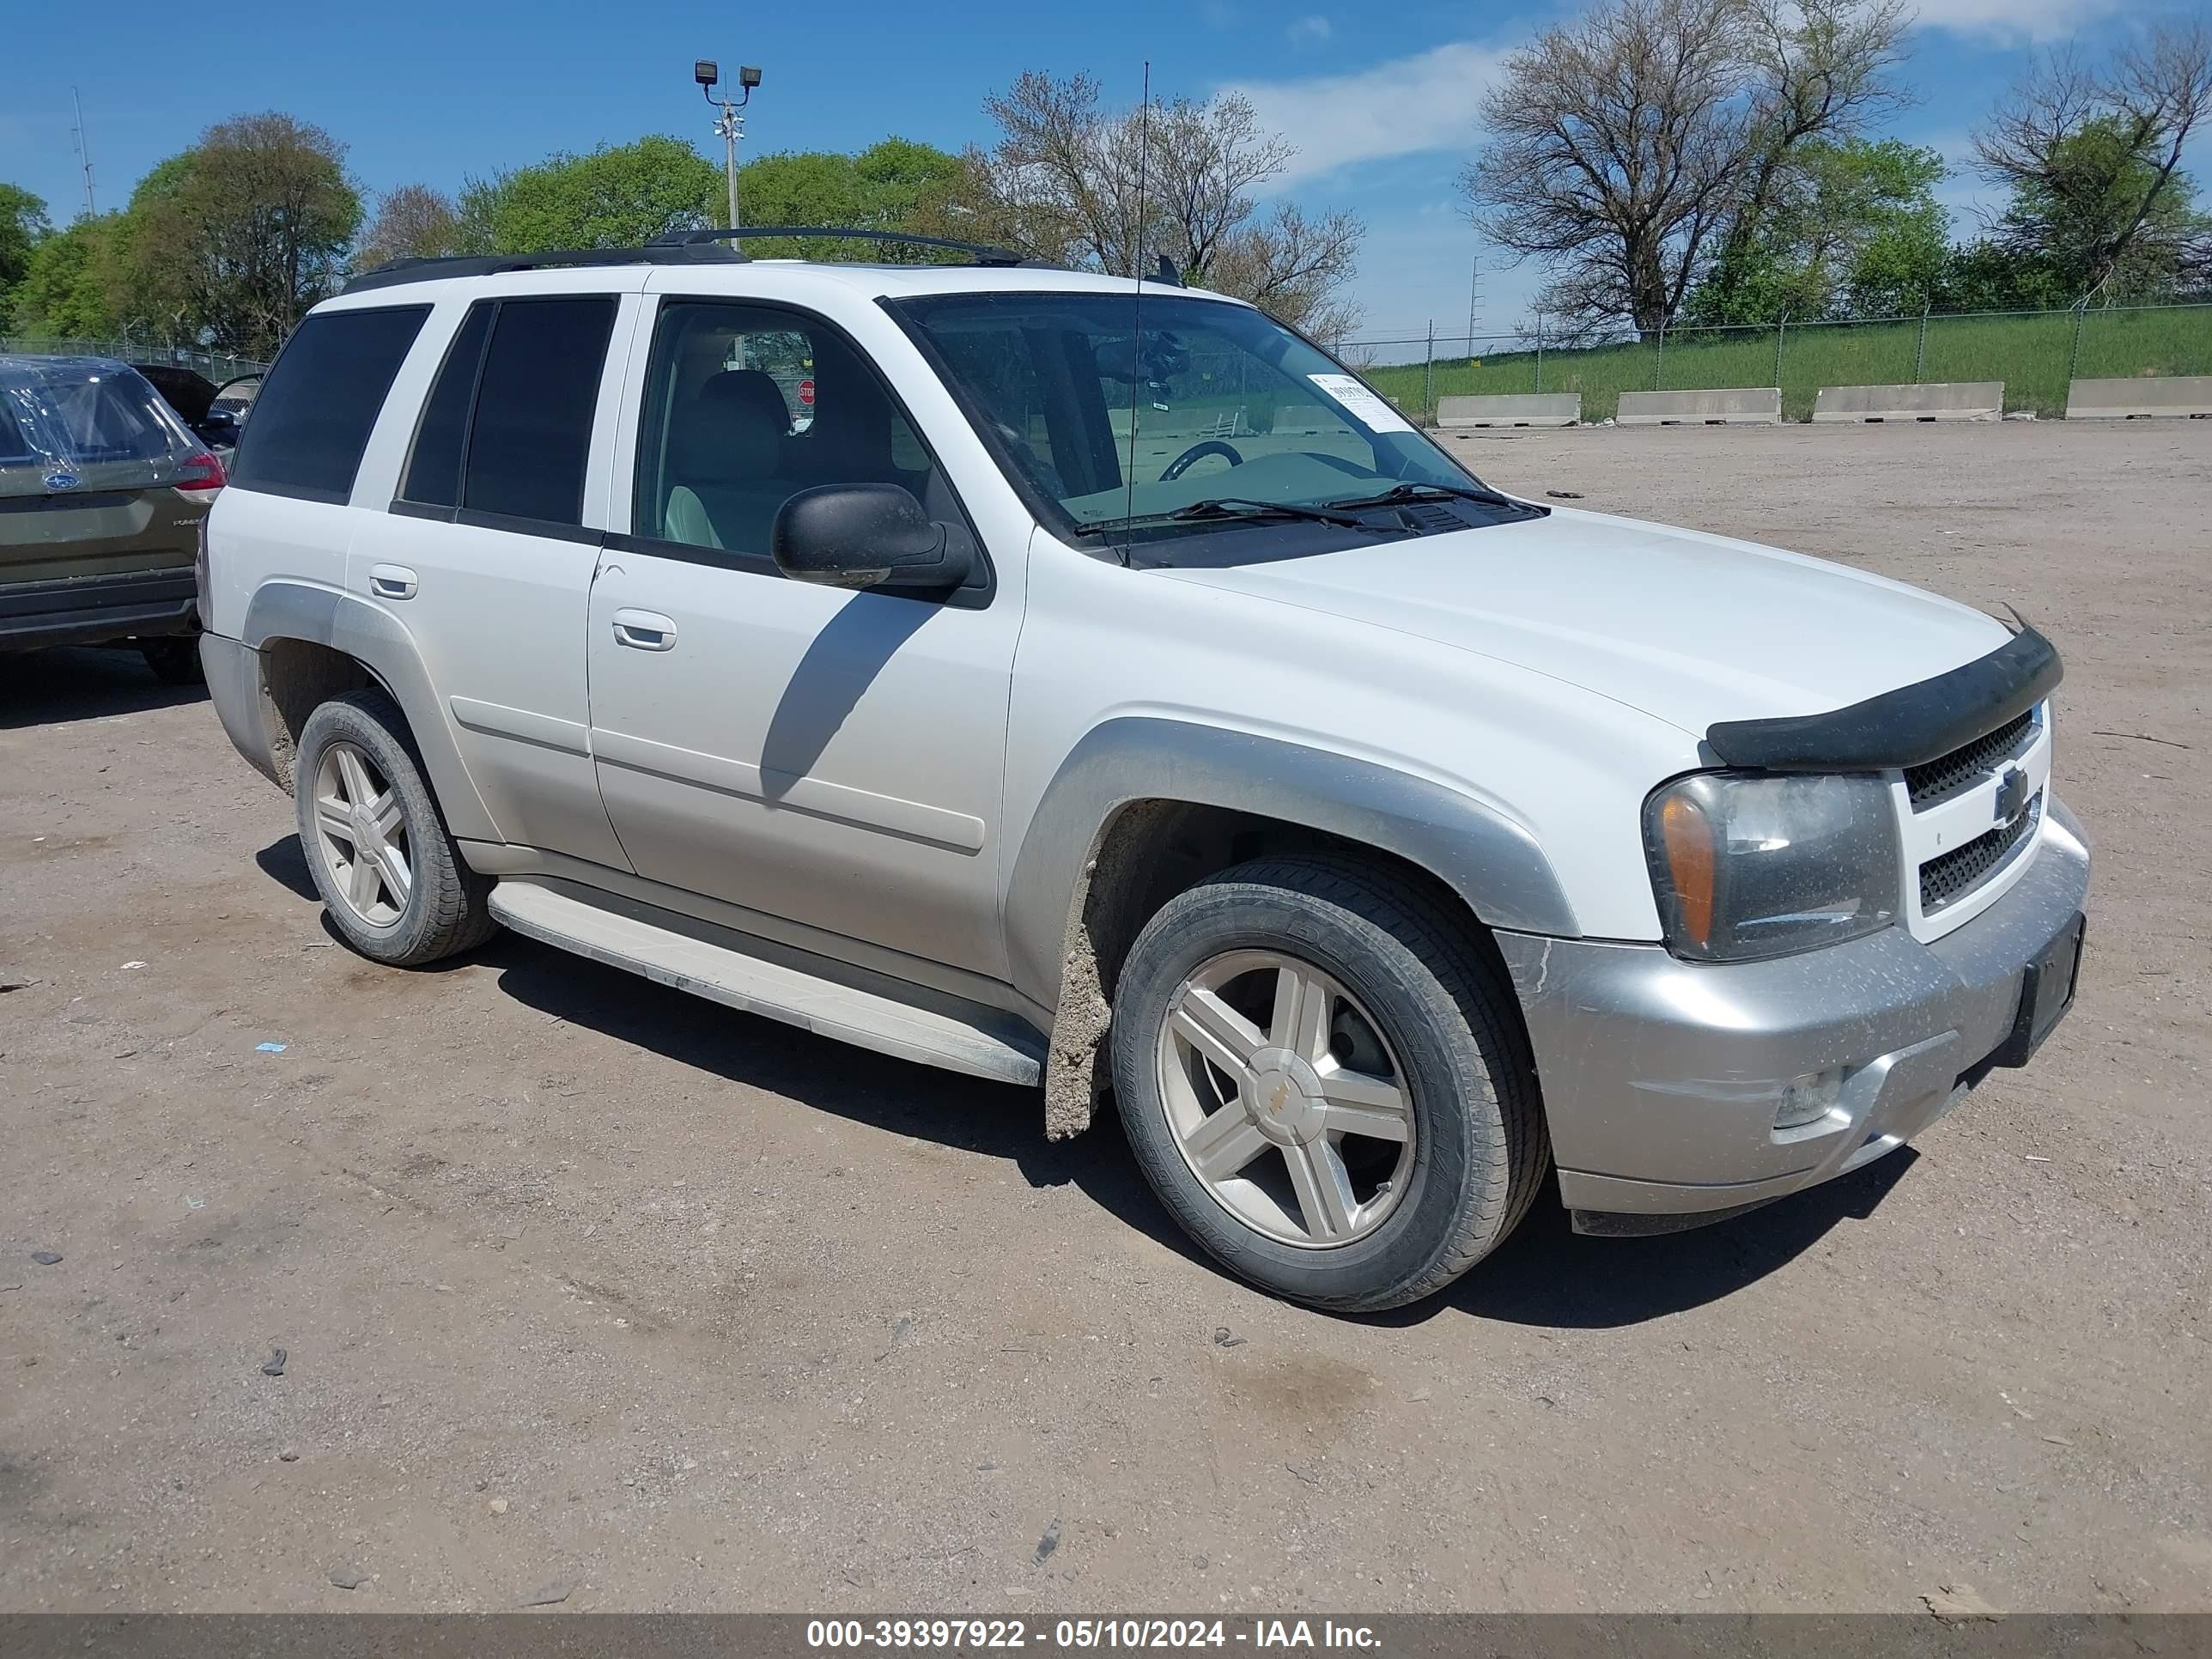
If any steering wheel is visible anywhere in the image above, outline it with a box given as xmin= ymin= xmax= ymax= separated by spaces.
xmin=1160 ymin=440 xmax=1243 ymax=483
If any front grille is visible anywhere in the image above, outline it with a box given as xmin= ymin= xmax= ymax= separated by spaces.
xmin=1921 ymin=792 xmax=2041 ymax=913
xmin=1905 ymin=710 xmax=2035 ymax=808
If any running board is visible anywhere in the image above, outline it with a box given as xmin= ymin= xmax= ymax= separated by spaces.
xmin=487 ymin=878 xmax=1044 ymax=1087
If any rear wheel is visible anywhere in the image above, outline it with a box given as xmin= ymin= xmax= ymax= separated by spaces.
xmin=295 ymin=690 xmax=497 ymax=966
xmin=1109 ymin=855 xmax=1547 ymax=1312
xmin=139 ymin=636 xmax=204 ymax=685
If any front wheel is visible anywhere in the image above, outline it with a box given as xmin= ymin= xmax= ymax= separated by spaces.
xmin=1109 ymin=856 xmax=1547 ymax=1312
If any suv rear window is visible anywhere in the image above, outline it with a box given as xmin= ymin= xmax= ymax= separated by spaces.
xmin=228 ymin=306 xmax=428 ymax=503
xmin=0 ymin=356 xmax=199 ymax=496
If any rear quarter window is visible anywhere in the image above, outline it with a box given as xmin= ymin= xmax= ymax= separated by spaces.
xmin=228 ymin=306 xmax=429 ymax=504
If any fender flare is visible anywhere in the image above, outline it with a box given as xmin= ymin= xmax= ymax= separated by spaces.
xmin=1002 ymin=715 xmax=1579 ymax=1012
xmin=241 ymin=580 xmax=501 ymax=843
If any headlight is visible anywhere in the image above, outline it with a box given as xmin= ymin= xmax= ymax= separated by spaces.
xmin=1644 ymin=772 xmax=1899 ymax=962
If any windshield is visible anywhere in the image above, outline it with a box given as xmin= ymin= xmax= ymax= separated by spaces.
xmin=890 ymin=293 xmax=1516 ymax=550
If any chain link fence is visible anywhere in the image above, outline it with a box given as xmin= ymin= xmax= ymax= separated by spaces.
xmin=1350 ymin=302 xmax=2212 ymax=425
xmin=0 ymin=337 xmax=271 ymax=385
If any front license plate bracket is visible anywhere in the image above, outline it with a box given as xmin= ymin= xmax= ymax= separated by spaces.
xmin=1992 ymin=912 xmax=2085 ymax=1069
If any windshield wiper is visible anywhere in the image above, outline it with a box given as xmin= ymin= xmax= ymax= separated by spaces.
xmin=1076 ymin=496 xmax=1386 ymax=536
xmin=1170 ymin=496 xmax=1377 ymax=528
xmin=1322 ymin=481 xmax=1538 ymax=514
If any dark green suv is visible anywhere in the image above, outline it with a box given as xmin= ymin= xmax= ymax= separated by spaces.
xmin=1 ymin=355 xmax=226 ymax=684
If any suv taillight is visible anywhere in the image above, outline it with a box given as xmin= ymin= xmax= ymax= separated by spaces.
xmin=176 ymin=450 xmax=226 ymax=491
xmin=194 ymin=514 xmax=212 ymax=624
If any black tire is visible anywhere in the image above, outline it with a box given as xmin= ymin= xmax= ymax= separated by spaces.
xmin=140 ymin=636 xmax=205 ymax=685
xmin=294 ymin=689 xmax=498 ymax=967
xmin=1109 ymin=855 xmax=1548 ymax=1313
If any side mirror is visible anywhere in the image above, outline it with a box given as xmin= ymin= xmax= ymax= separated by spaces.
xmin=772 ymin=483 xmax=973 ymax=594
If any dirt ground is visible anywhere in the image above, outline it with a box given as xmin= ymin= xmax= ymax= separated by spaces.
xmin=2 ymin=421 xmax=2207 ymax=1616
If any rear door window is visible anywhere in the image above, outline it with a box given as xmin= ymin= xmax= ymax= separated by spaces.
xmin=228 ymin=306 xmax=429 ymax=502
xmin=458 ymin=296 xmax=617 ymax=527
xmin=398 ymin=301 xmax=495 ymax=511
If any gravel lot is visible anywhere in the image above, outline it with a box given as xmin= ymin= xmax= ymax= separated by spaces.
xmin=2 ymin=421 xmax=2206 ymax=1615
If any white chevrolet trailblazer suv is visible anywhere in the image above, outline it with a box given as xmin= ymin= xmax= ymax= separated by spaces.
xmin=199 ymin=229 xmax=2090 ymax=1312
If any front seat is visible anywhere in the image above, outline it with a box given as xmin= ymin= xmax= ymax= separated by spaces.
xmin=661 ymin=369 xmax=793 ymax=552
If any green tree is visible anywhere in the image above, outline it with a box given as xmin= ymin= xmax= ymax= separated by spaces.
xmin=1973 ymin=25 xmax=2211 ymax=301
xmin=112 ymin=115 xmax=361 ymax=356
xmin=1 ymin=184 xmax=52 ymax=314
xmin=732 ymin=137 xmax=963 ymax=258
xmin=1686 ymin=139 xmax=1948 ymax=323
xmin=459 ymin=136 xmax=720 ymax=252
xmin=1929 ymin=240 xmax=2073 ymax=313
xmin=7 ymin=215 xmax=121 ymax=337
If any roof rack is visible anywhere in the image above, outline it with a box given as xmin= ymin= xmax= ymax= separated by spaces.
xmin=337 ymin=226 xmax=1060 ymax=296
xmin=340 ymin=242 xmax=740 ymax=295
xmin=648 ymin=226 xmax=1052 ymax=268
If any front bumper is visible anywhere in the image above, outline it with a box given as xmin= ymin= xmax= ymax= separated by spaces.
xmin=1497 ymin=799 xmax=2090 ymax=1224
xmin=0 ymin=567 xmax=198 ymax=649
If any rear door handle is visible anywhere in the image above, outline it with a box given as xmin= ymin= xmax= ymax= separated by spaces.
xmin=611 ymin=609 xmax=678 ymax=652
xmin=370 ymin=564 xmax=418 ymax=600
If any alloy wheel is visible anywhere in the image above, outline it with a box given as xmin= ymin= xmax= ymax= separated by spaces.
xmin=1157 ymin=949 xmax=1416 ymax=1248
xmin=310 ymin=741 xmax=412 ymax=927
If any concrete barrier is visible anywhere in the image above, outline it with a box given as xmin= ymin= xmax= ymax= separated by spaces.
xmin=1435 ymin=393 xmax=1581 ymax=428
xmin=1273 ymin=403 xmax=1337 ymax=435
xmin=2064 ymin=375 xmax=2212 ymax=419
xmin=1615 ymin=387 xmax=1782 ymax=426
xmin=1813 ymin=381 xmax=2003 ymax=422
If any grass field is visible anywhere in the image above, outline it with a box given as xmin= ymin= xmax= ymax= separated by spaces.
xmin=1362 ymin=303 xmax=2212 ymax=423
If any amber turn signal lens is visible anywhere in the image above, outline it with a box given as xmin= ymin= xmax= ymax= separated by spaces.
xmin=1658 ymin=793 xmax=1717 ymax=948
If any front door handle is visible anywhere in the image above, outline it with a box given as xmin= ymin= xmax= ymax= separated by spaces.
xmin=611 ymin=609 xmax=678 ymax=652
xmin=370 ymin=564 xmax=418 ymax=600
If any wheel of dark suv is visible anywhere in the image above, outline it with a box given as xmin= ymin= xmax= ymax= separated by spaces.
xmin=139 ymin=636 xmax=205 ymax=685
xmin=294 ymin=689 xmax=498 ymax=967
xmin=1109 ymin=855 xmax=1548 ymax=1312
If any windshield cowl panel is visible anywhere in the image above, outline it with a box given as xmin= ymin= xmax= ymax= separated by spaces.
xmin=888 ymin=291 xmax=1528 ymax=564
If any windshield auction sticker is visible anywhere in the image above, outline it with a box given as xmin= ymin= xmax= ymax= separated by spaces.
xmin=1306 ymin=374 xmax=1416 ymax=434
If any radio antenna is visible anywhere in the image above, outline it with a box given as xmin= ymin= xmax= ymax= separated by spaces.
xmin=71 ymin=87 xmax=98 ymax=218
xmin=1116 ymin=60 xmax=1152 ymax=563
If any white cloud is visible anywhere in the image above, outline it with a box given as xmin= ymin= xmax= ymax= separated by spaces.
xmin=1287 ymin=15 xmax=1334 ymax=45
xmin=1223 ymin=40 xmax=1510 ymax=185
xmin=1910 ymin=0 xmax=2124 ymax=44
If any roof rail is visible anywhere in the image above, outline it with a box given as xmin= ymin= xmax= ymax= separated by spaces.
xmin=339 ymin=241 xmax=741 ymax=296
xmin=649 ymin=226 xmax=1052 ymax=268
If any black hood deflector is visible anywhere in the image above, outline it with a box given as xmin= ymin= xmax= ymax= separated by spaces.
xmin=1705 ymin=624 xmax=2062 ymax=772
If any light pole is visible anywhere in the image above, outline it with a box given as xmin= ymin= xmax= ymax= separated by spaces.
xmin=696 ymin=60 xmax=762 ymax=230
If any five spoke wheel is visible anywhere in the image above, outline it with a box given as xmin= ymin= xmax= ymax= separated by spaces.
xmin=1158 ymin=950 xmax=1415 ymax=1248
xmin=310 ymin=740 xmax=412 ymax=927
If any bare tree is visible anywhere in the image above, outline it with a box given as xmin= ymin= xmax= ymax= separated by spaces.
xmin=1973 ymin=24 xmax=2212 ymax=301
xmin=1462 ymin=0 xmax=1909 ymax=334
xmin=951 ymin=72 xmax=1364 ymax=333
xmin=358 ymin=184 xmax=462 ymax=269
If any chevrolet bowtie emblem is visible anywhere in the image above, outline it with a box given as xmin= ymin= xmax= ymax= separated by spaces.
xmin=1995 ymin=765 xmax=2030 ymax=825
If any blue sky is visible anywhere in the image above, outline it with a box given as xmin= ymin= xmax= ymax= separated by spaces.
xmin=5 ymin=0 xmax=2198 ymax=347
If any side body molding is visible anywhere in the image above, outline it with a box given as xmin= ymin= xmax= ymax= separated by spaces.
xmin=1002 ymin=716 xmax=1580 ymax=1012
xmin=240 ymin=580 xmax=501 ymax=844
